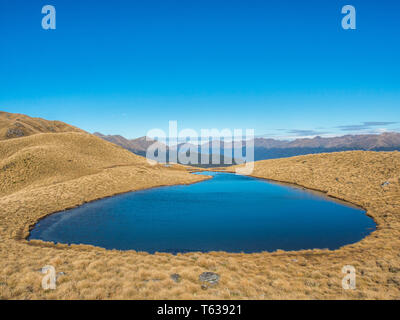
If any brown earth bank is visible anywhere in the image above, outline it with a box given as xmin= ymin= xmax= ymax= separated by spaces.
xmin=0 ymin=128 xmax=399 ymax=299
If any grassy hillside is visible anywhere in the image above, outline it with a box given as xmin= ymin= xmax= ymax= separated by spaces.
xmin=0 ymin=111 xmax=83 ymax=140
xmin=1 ymin=112 xmax=399 ymax=300
xmin=0 ymin=132 xmax=151 ymax=196
xmin=0 ymin=149 xmax=399 ymax=299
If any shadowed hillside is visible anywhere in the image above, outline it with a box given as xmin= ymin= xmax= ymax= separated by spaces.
xmin=0 ymin=111 xmax=84 ymax=140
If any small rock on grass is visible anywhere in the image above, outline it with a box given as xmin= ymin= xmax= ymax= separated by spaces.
xmin=170 ymin=273 xmax=181 ymax=283
xmin=199 ymin=272 xmax=220 ymax=289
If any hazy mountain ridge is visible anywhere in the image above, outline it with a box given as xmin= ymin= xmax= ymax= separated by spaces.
xmin=204 ymin=132 xmax=400 ymax=150
xmin=95 ymin=131 xmax=400 ymax=162
xmin=94 ymin=132 xmax=235 ymax=167
xmin=251 ymin=132 xmax=400 ymax=160
xmin=93 ymin=132 xmax=156 ymax=156
xmin=281 ymin=132 xmax=400 ymax=149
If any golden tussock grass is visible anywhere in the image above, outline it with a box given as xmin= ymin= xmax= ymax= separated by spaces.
xmin=0 ymin=111 xmax=84 ymax=141
xmin=0 ymin=118 xmax=400 ymax=299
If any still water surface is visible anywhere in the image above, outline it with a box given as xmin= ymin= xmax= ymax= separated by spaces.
xmin=29 ymin=172 xmax=375 ymax=253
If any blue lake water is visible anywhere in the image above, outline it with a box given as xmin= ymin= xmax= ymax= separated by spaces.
xmin=29 ymin=172 xmax=376 ymax=253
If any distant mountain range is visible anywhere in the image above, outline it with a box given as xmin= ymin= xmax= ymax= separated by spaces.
xmin=207 ymin=132 xmax=400 ymax=161
xmin=94 ymin=132 xmax=400 ymax=165
xmin=93 ymin=133 xmax=154 ymax=157
xmin=3 ymin=111 xmax=398 ymax=167
xmin=93 ymin=132 xmax=235 ymax=167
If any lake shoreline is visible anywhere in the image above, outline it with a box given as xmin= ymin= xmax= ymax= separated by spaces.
xmin=28 ymin=171 xmax=374 ymax=253
xmin=2 ymin=150 xmax=400 ymax=299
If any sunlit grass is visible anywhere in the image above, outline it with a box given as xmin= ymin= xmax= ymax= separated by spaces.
xmin=0 ymin=127 xmax=399 ymax=299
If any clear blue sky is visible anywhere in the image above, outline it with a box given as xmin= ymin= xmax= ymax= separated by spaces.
xmin=1 ymin=0 xmax=399 ymax=139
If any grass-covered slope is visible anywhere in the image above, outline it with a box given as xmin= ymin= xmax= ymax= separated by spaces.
xmin=0 ymin=113 xmax=399 ymax=299
xmin=0 ymin=111 xmax=83 ymax=140
xmin=0 ymin=132 xmax=150 ymax=196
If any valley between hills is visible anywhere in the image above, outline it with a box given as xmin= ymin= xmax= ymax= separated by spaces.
xmin=1 ymin=111 xmax=399 ymax=299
